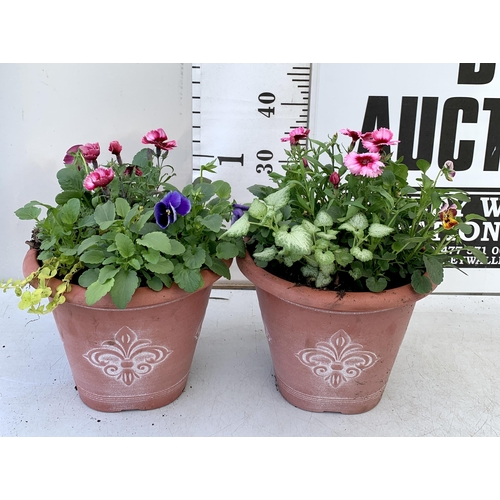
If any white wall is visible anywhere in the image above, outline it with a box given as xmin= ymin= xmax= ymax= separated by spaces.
xmin=0 ymin=64 xmax=192 ymax=280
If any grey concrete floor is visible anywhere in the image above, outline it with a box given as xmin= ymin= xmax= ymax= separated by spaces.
xmin=1 ymin=289 xmax=499 ymax=437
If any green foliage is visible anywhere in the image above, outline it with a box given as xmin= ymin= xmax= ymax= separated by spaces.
xmin=1 ymin=134 xmax=245 ymax=313
xmin=223 ymin=128 xmax=487 ymax=294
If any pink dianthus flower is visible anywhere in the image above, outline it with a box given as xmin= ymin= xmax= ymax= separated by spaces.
xmin=344 ymin=152 xmax=384 ymax=178
xmin=83 ymin=167 xmax=115 ymax=191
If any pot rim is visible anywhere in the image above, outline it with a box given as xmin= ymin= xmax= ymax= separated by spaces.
xmin=237 ymin=250 xmax=433 ymax=312
xmin=23 ymin=248 xmax=227 ymax=310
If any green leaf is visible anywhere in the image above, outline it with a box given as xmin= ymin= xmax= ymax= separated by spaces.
xmin=314 ymin=210 xmax=334 ymax=228
xmin=462 ymin=246 xmax=488 ymax=265
xmin=137 ymin=232 xmax=172 ymax=253
xmin=368 ymin=223 xmax=394 ymax=238
xmin=78 ymin=268 xmax=100 ymax=288
xmin=314 ymin=249 xmax=335 ymax=267
xmin=411 ymin=270 xmax=433 ymax=294
xmin=94 ymin=200 xmax=116 ymax=229
xmin=143 ymin=248 xmax=160 ymax=264
xmin=109 ymin=269 xmax=139 ymax=309
xmin=251 ymin=246 xmax=276 ymax=263
xmin=173 ymin=265 xmax=204 ymax=293
xmin=274 ymin=225 xmax=313 ymax=255
xmin=200 ymin=214 xmax=223 ymax=232
xmin=98 ymin=265 xmax=120 ymax=284
xmin=416 ymin=159 xmax=431 ymax=173
xmin=131 ymin=148 xmax=154 ymax=169
xmin=168 ymin=240 xmax=186 ymax=255
xmin=216 ymin=241 xmax=240 ymax=260
xmin=85 ymin=278 xmax=115 ymax=306
xmin=423 ymin=255 xmax=444 ymax=285
xmin=57 ymin=165 xmax=84 ymax=191
xmin=115 ymin=198 xmax=131 ymax=218
xmin=59 ymin=198 xmax=81 ymax=225
xmin=55 ymin=190 xmax=83 ymax=204
xmin=124 ymin=204 xmax=141 ymax=228
xmin=78 ymin=235 xmax=103 ymax=254
xmin=144 ymin=257 xmax=174 ymax=274
xmin=264 ymin=186 xmax=290 ymax=209
xmin=146 ymin=275 xmax=164 ymax=292
xmin=366 ymin=277 xmax=388 ymax=292
xmin=15 ymin=204 xmax=42 ymax=220
xmin=115 ymin=233 xmax=136 ymax=258
xmin=184 ymin=247 xmax=206 ymax=269
xmin=221 ymin=212 xmax=250 ymax=238
xmin=248 ymin=199 xmax=268 ymax=220
xmin=80 ymin=249 xmax=106 ymax=264
xmin=349 ymin=212 xmax=369 ymax=230
xmin=130 ymin=209 xmax=154 ymax=232
xmin=156 ymin=273 xmax=172 ymax=288
xmin=206 ymin=257 xmax=230 ymax=280
xmin=212 ymin=180 xmax=231 ymax=199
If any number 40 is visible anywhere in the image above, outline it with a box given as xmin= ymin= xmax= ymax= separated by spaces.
xmin=258 ymin=92 xmax=275 ymax=118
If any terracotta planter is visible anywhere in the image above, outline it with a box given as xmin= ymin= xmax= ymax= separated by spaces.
xmin=23 ymin=249 xmax=226 ymax=412
xmin=237 ymin=251 xmax=432 ymax=414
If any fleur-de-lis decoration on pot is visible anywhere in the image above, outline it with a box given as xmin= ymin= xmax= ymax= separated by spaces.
xmin=84 ymin=326 xmax=171 ymax=386
xmin=296 ymin=329 xmax=378 ymax=388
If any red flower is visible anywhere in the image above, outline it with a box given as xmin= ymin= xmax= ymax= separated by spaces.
xmin=109 ymin=141 xmax=123 ymax=155
xmin=141 ymin=128 xmax=177 ymax=151
xmin=80 ymin=142 xmax=100 ymax=162
xmin=83 ymin=167 xmax=114 ymax=191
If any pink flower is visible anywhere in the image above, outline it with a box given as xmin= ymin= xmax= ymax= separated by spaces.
xmin=344 ymin=152 xmax=384 ymax=178
xmin=340 ymin=129 xmax=361 ymax=142
xmin=80 ymin=143 xmax=100 ymax=162
xmin=142 ymin=128 xmax=177 ymax=151
xmin=109 ymin=141 xmax=122 ymax=155
xmin=63 ymin=144 xmax=82 ymax=164
xmin=83 ymin=167 xmax=115 ymax=191
xmin=281 ymin=127 xmax=310 ymax=145
xmin=329 ymin=171 xmax=341 ymax=188
xmin=361 ymin=128 xmax=399 ymax=153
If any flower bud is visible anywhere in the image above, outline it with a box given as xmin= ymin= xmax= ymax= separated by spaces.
xmin=109 ymin=141 xmax=123 ymax=155
xmin=329 ymin=171 xmax=341 ymax=189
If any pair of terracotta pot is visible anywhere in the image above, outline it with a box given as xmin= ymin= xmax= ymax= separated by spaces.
xmin=23 ymin=249 xmax=430 ymax=414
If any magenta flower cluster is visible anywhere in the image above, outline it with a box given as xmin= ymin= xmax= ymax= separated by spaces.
xmin=63 ymin=128 xmax=191 ymax=229
xmin=340 ymin=127 xmax=400 ymax=178
xmin=64 ymin=128 xmax=178 ymax=193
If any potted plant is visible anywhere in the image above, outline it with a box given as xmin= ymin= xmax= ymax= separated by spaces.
xmin=1 ymin=128 xmax=245 ymax=412
xmin=222 ymin=126 xmax=486 ymax=414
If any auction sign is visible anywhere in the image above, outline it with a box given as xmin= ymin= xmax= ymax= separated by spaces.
xmin=311 ymin=63 xmax=500 ymax=292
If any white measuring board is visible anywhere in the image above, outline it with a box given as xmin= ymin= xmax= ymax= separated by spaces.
xmin=192 ymin=63 xmax=312 ymax=206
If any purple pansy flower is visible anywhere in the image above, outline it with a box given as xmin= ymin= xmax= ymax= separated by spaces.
xmin=154 ymin=191 xmax=191 ymax=229
xmin=231 ymin=203 xmax=249 ymax=225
